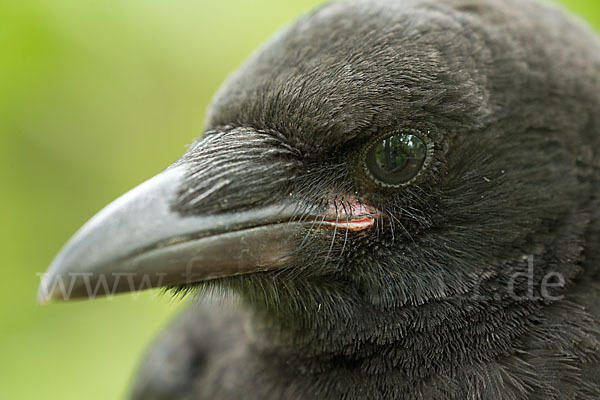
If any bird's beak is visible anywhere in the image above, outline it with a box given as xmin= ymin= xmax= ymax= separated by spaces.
xmin=37 ymin=165 xmax=312 ymax=303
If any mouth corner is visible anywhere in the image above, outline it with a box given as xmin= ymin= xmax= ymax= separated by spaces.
xmin=316 ymin=196 xmax=381 ymax=232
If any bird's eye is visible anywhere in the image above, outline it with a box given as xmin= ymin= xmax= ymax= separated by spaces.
xmin=364 ymin=132 xmax=427 ymax=187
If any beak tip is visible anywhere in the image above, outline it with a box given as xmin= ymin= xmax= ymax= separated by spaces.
xmin=36 ymin=270 xmax=64 ymax=305
xmin=36 ymin=283 xmax=53 ymax=305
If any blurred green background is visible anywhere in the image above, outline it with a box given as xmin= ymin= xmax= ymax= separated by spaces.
xmin=0 ymin=0 xmax=598 ymax=399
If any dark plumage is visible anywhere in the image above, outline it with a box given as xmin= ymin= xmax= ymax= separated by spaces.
xmin=39 ymin=0 xmax=600 ymax=399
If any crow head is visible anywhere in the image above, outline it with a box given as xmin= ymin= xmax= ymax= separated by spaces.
xmin=39 ymin=0 xmax=599 ymax=358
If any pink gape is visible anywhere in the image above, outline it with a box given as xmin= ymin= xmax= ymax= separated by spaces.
xmin=319 ymin=197 xmax=379 ymax=231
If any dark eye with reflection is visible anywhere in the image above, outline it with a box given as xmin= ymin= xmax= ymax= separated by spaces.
xmin=365 ymin=133 xmax=427 ymax=186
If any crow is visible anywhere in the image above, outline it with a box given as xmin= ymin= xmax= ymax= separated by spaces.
xmin=38 ymin=0 xmax=600 ymax=398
